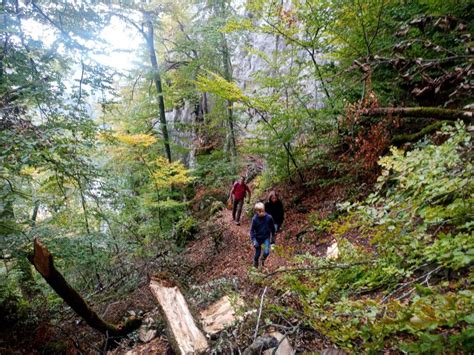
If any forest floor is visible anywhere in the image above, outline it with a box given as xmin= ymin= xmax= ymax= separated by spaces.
xmin=163 ymin=175 xmax=368 ymax=353
xmin=1 ymin=171 xmax=369 ymax=354
xmin=182 ymin=177 xmax=362 ymax=288
xmin=110 ymin=173 xmax=364 ymax=353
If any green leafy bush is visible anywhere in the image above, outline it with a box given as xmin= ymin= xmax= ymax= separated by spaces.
xmin=269 ymin=123 xmax=473 ymax=352
xmin=193 ymin=150 xmax=240 ymax=189
xmin=174 ymin=216 xmax=199 ymax=248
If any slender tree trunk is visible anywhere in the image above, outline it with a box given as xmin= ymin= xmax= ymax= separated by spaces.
xmin=203 ymin=92 xmax=208 ymax=116
xmin=307 ymin=49 xmax=334 ymax=109
xmin=145 ymin=14 xmax=172 ymax=163
xmin=0 ymin=0 xmax=8 ymax=81
xmin=221 ymin=33 xmax=237 ymax=159
xmin=76 ymin=178 xmax=90 ymax=234
xmin=30 ymin=200 xmax=39 ymax=226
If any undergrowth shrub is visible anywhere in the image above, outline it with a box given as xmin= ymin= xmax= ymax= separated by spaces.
xmin=268 ymin=122 xmax=473 ymax=352
xmin=193 ymin=150 xmax=240 ymax=189
xmin=174 ymin=216 xmax=199 ymax=248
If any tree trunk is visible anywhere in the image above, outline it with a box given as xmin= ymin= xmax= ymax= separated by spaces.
xmin=0 ymin=0 xmax=8 ymax=81
xmin=360 ymin=107 xmax=473 ymax=121
xmin=28 ymin=238 xmax=141 ymax=336
xmin=145 ymin=14 xmax=172 ymax=163
xmin=30 ymin=201 xmax=39 ymax=226
xmin=221 ymin=34 xmax=237 ymax=159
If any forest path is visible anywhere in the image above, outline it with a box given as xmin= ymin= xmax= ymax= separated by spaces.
xmin=182 ymin=203 xmax=329 ymax=289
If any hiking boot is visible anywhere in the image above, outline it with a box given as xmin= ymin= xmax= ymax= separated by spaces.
xmin=235 ymin=221 xmax=240 ymax=226
xmin=261 ymin=258 xmax=266 ymax=267
xmin=253 ymin=260 xmax=258 ymax=268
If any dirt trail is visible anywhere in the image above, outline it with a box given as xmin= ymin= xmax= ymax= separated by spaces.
xmin=182 ymin=204 xmax=329 ymax=288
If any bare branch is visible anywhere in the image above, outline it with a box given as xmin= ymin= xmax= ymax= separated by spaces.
xmin=254 ymin=286 xmax=268 ymax=340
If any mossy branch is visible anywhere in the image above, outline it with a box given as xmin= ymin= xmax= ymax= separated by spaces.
xmin=264 ymin=261 xmax=376 ymax=278
xmin=392 ymin=120 xmax=453 ymax=144
xmin=360 ymin=107 xmax=473 ymax=121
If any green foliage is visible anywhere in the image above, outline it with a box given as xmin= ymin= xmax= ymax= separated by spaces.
xmin=1 ymin=0 xmax=472 ymax=351
xmin=209 ymin=201 xmax=225 ymax=216
xmin=424 ymin=232 xmax=474 ymax=270
xmin=0 ymin=0 xmax=120 ymax=321
xmin=308 ymin=212 xmax=332 ymax=234
xmin=329 ymin=0 xmax=473 ymax=108
xmin=270 ymin=123 xmax=473 ymax=352
xmin=193 ymin=149 xmax=240 ymax=189
xmin=0 ymin=272 xmax=29 ymax=328
xmin=174 ymin=216 xmax=199 ymax=248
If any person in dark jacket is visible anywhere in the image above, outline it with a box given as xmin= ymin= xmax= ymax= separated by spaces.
xmin=264 ymin=191 xmax=284 ymax=244
xmin=250 ymin=202 xmax=275 ymax=268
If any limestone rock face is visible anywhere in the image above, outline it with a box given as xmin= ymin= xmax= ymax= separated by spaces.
xmin=165 ymin=101 xmax=197 ymax=167
xmin=160 ymin=2 xmax=326 ymax=166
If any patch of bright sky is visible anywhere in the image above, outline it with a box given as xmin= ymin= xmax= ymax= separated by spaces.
xmin=92 ymin=16 xmax=144 ymax=71
xmin=22 ymin=14 xmax=144 ymax=124
xmin=22 ymin=15 xmax=143 ymax=72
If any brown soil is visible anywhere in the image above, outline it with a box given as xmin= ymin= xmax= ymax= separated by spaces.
xmin=1 ymin=172 xmax=367 ymax=354
xmin=181 ymin=180 xmax=359 ymax=289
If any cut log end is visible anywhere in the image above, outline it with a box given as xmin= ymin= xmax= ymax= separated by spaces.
xmin=31 ymin=237 xmax=51 ymax=277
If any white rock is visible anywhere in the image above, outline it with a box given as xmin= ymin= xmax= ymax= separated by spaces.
xmin=326 ymin=241 xmax=339 ymax=259
xmin=263 ymin=332 xmax=294 ymax=355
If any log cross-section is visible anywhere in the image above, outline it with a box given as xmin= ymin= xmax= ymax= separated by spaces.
xmin=149 ymin=280 xmax=208 ymax=354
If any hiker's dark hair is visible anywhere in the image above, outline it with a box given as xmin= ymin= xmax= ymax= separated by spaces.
xmin=268 ymin=190 xmax=278 ymax=201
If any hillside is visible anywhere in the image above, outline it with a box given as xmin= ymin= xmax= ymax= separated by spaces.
xmin=1 ymin=0 xmax=473 ymax=353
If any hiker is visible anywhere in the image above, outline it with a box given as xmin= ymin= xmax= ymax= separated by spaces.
xmin=264 ymin=191 xmax=284 ymax=244
xmin=250 ymin=202 xmax=275 ymax=268
xmin=229 ymin=175 xmax=251 ymax=225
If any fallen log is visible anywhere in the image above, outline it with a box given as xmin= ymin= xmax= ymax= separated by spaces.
xmin=149 ymin=278 xmax=208 ymax=354
xmin=391 ymin=120 xmax=451 ymax=144
xmin=360 ymin=107 xmax=473 ymax=121
xmin=28 ymin=238 xmax=141 ymax=336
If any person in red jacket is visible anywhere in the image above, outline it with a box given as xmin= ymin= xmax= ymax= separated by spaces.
xmin=229 ymin=176 xmax=251 ymax=225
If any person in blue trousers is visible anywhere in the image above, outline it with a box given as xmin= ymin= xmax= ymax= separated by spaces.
xmin=250 ymin=202 xmax=275 ymax=268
